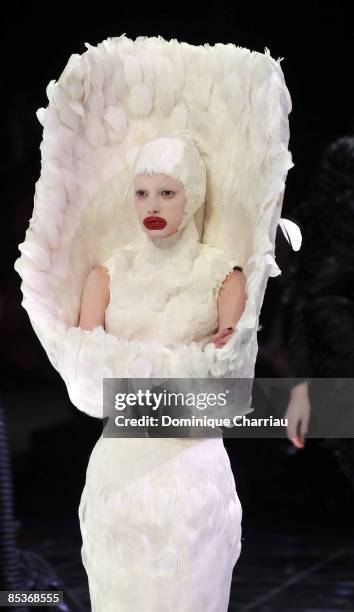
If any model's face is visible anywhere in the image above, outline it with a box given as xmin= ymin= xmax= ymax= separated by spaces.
xmin=133 ymin=173 xmax=186 ymax=237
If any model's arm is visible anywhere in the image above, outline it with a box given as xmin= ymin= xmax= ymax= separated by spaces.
xmin=212 ymin=269 xmax=247 ymax=348
xmin=78 ymin=266 xmax=110 ymax=330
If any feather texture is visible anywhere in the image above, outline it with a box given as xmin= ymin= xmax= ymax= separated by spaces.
xmin=14 ymin=35 xmax=293 ymax=401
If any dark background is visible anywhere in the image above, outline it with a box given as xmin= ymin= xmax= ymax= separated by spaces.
xmin=1 ymin=3 xmax=354 ymax=608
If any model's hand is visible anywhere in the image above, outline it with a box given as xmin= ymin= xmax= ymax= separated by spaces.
xmin=211 ymin=327 xmax=235 ymax=349
xmin=285 ymin=382 xmax=311 ymax=449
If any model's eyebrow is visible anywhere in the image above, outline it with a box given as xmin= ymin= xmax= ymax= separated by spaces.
xmin=135 ymin=186 xmax=178 ymax=191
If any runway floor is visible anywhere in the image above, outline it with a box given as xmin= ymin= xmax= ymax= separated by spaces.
xmin=16 ymin=516 xmax=354 ymax=612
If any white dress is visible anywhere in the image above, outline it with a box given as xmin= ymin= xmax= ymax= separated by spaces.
xmin=78 ymin=226 xmax=243 ymax=612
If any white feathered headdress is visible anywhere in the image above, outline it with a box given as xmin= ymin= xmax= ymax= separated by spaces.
xmin=14 ymin=34 xmax=299 ymax=419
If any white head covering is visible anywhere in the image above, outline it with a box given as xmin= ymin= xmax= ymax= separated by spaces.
xmin=132 ymin=133 xmax=206 ymax=231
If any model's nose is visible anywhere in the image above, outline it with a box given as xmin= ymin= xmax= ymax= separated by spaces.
xmin=147 ymin=197 xmax=161 ymax=214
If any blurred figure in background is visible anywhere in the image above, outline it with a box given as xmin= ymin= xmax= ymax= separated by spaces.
xmin=283 ymin=135 xmax=354 ymax=486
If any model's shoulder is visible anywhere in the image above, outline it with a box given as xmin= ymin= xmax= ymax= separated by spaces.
xmin=85 ymin=265 xmax=109 ymax=290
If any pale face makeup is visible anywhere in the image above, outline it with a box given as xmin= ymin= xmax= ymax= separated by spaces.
xmin=133 ymin=173 xmax=186 ymax=238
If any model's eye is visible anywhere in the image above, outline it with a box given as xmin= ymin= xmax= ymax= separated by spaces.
xmin=135 ymin=190 xmax=146 ymax=198
xmin=162 ymin=190 xmax=175 ymax=197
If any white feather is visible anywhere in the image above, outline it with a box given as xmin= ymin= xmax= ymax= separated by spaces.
xmin=18 ymin=241 xmax=50 ymax=270
xmin=87 ymin=87 xmax=104 ymax=117
xmin=127 ymin=83 xmax=153 ymax=117
xmin=279 ymin=217 xmax=302 ymax=251
xmin=46 ymin=79 xmax=56 ymax=103
xmin=112 ymin=61 xmax=128 ymax=100
xmin=85 ymin=112 xmax=106 ymax=147
xmin=36 ymin=108 xmax=46 ymax=127
xmin=103 ymin=105 xmax=128 ymax=141
xmin=69 ymin=101 xmax=85 ymax=118
xmin=123 ymin=54 xmax=143 ymax=87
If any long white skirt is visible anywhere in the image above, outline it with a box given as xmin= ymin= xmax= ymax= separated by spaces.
xmin=78 ymin=435 xmax=242 ymax=612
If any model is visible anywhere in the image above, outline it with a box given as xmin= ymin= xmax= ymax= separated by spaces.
xmin=14 ymin=35 xmax=294 ymax=611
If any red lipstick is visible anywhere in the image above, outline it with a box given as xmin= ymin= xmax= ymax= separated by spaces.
xmin=143 ymin=216 xmax=167 ymax=230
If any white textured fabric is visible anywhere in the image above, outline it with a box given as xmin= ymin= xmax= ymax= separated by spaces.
xmin=79 ymin=436 xmax=242 ymax=612
xmin=102 ymin=215 xmax=255 ymax=426
xmin=78 ymin=206 xmax=245 ymax=611
xmin=104 ymin=224 xmax=237 ymax=347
